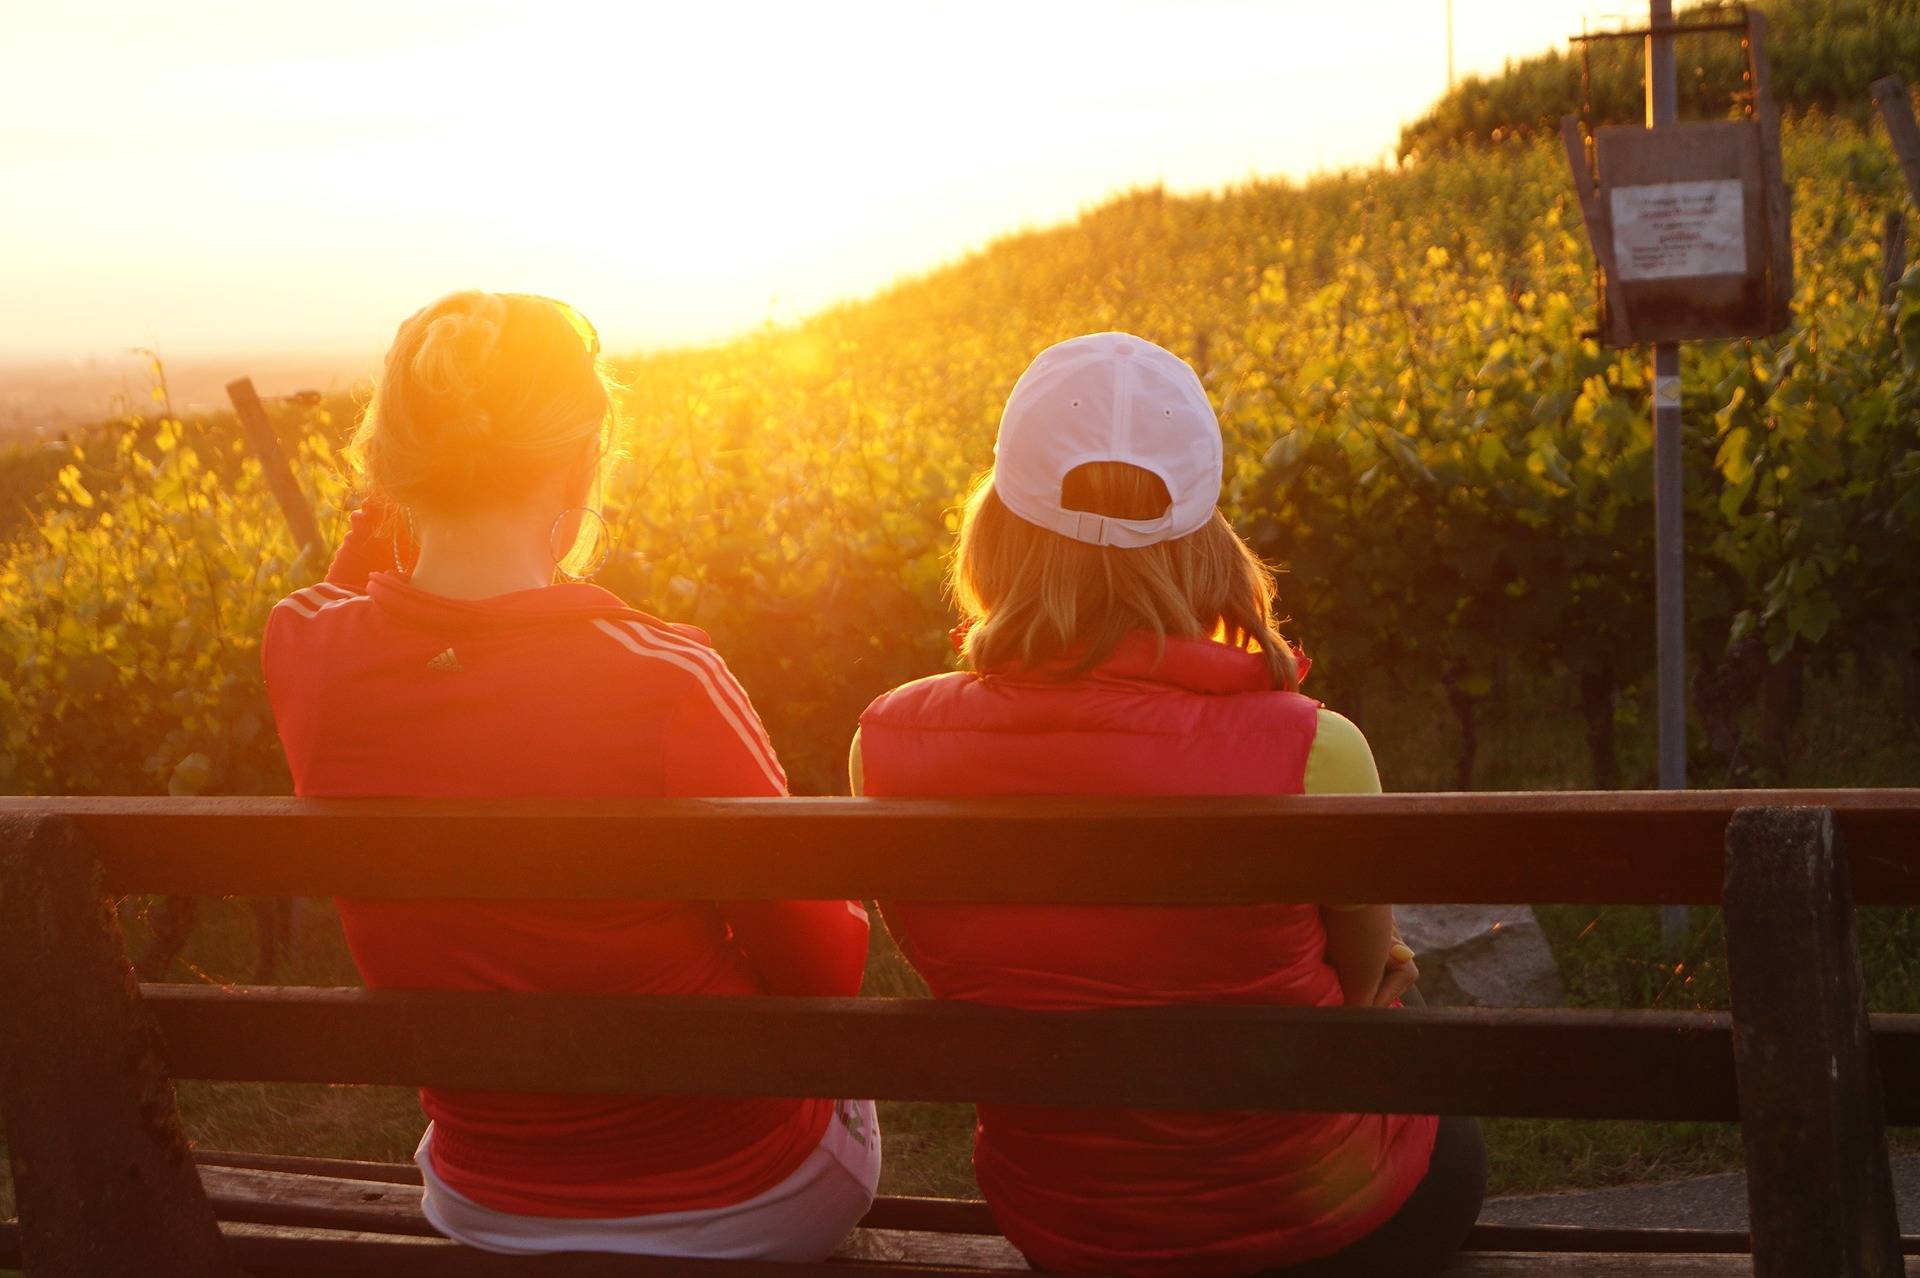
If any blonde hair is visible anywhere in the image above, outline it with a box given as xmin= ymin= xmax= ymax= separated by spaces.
xmin=351 ymin=291 xmax=614 ymax=516
xmin=953 ymin=461 xmax=1300 ymax=692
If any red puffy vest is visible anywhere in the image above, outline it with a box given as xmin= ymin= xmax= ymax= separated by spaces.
xmin=859 ymin=632 xmax=1436 ymax=1276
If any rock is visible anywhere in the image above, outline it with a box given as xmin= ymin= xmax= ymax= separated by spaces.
xmin=1394 ymin=904 xmax=1565 ymax=1007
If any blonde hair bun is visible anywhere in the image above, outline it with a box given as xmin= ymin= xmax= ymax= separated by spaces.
xmin=410 ymin=294 xmax=507 ymax=403
xmin=349 ymin=290 xmax=613 ymax=513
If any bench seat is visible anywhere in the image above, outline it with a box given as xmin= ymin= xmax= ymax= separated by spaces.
xmin=10 ymin=1214 xmax=1917 ymax=1277
xmin=5 ymin=1154 xmax=1906 ymax=1276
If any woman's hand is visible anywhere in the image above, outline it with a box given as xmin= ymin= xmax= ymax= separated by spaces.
xmin=322 ymin=495 xmax=407 ymax=590
xmin=1373 ymin=935 xmax=1419 ymax=1007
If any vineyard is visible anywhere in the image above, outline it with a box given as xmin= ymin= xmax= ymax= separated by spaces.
xmin=1401 ymin=0 xmax=1920 ymax=156
xmin=10 ymin=114 xmax=1920 ymax=801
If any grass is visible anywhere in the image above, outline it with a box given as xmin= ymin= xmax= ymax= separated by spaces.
xmin=2 ymin=661 xmax=1916 ymax=1222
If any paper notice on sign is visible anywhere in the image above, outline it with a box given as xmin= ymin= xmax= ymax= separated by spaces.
xmin=1609 ymin=180 xmax=1746 ymax=281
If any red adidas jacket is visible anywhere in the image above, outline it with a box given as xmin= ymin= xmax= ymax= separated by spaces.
xmin=261 ymin=506 xmax=870 ymax=1217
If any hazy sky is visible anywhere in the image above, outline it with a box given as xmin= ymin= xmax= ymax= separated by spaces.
xmin=4 ymin=1 xmax=1636 ymax=360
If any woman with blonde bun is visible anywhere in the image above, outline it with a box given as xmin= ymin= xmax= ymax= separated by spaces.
xmin=853 ymin=333 xmax=1484 ymax=1276
xmin=262 ymin=291 xmax=878 ymax=1260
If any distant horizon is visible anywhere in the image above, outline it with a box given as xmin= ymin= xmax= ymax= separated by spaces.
xmin=0 ymin=175 xmax=1308 ymax=369
xmin=0 ymin=163 xmax=1434 ymax=433
xmin=0 ymin=155 xmax=1426 ymax=371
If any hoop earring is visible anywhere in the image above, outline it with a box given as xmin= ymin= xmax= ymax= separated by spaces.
xmin=551 ymin=506 xmax=612 ymax=582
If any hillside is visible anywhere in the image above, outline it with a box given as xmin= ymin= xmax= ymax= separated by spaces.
xmin=1400 ymin=0 xmax=1920 ymax=158
xmin=599 ymin=116 xmax=1920 ymax=795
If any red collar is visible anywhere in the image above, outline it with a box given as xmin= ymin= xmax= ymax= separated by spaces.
xmin=365 ymin=572 xmax=698 ymax=639
xmin=981 ymin=630 xmax=1306 ymax=696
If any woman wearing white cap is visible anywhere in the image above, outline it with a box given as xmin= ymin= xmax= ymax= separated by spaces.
xmin=850 ymin=333 xmax=1485 ymax=1276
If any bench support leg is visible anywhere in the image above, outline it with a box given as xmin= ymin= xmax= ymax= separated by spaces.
xmin=0 ymin=815 xmax=240 ymax=1276
xmin=1722 ymin=806 xmax=1902 ymax=1278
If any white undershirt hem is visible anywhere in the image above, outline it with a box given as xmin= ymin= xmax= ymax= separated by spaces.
xmin=416 ymin=1099 xmax=881 ymax=1260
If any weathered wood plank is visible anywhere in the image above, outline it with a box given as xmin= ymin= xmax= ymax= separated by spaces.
xmin=1472 ymin=1224 xmax=1756 ymax=1256
xmin=7 ymin=1212 xmax=1919 ymax=1276
xmin=200 ymin=1164 xmax=438 ymax=1237
xmin=218 ymin=1221 xmax=1028 ymax=1276
xmin=0 ymin=815 xmax=242 ymax=1277
xmin=143 ymin=985 xmax=1920 ymax=1119
xmin=14 ymin=1219 xmax=1911 ymax=1278
xmin=836 ymin=1230 xmax=1026 ymax=1269
xmin=197 ymin=1165 xmax=1009 ymax=1242
xmin=1472 ymin=1223 xmax=1920 ymax=1256
xmin=197 ymin=1148 xmax=429 ymax=1186
xmin=1 ymin=791 xmax=1917 ymax=904
xmin=1723 ymin=807 xmax=1903 ymax=1277
xmin=145 ymin=984 xmax=1751 ymax=1116
xmin=194 ymin=1162 xmax=1920 ymax=1256
xmin=14 ymin=1219 xmax=1905 ymax=1278
xmin=1441 ymin=1256 xmax=1920 ymax=1277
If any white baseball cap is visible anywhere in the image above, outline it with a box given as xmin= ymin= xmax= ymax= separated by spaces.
xmin=992 ymin=332 xmax=1222 ymax=548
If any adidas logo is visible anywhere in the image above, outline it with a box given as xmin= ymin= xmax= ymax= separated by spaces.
xmin=426 ymin=647 xmax=463 ymax=673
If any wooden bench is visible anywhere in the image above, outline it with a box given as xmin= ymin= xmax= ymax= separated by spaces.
xmin=1 ymin=792 xmax=1917 ymax=1277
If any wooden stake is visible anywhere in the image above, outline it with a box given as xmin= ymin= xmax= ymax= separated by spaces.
xmin=1723 ymin=807 xmax=1903 ymax=1278
xmin=0 ymin=814 xmax=241 ymax=1276
xmin=1746 ymin=11 xmax=1794 ymax=331
xmin=1874 ymin=76 xmax=1920 ymax=211
xmin=225 ymin=376 xmax=323 ymax=564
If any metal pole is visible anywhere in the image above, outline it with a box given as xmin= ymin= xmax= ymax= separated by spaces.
xmin=1648 ymin=0 xmax=1690 ymax=949
xmin=1447 ymin=0 xmax=1456 ymax=90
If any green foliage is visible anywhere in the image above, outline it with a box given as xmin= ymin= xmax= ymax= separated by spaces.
xmin=1253 ymin=123 xmax=1920 ymax=779
xmin=1400 ymin=0 xmax=1920 ymax=160
xmin=0 ymin=410 xmax=349 ymax=796
xmin=0 ymin=437 xmax=69 ymax=549
xmin=5 ymin=116 xmax=1920 ymax=796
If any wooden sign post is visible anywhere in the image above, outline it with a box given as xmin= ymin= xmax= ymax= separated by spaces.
xmin=1562 ymin=4 xmax=1794 ymax=948
xmin=1564 ymin=9 xmax=1793 ymax=348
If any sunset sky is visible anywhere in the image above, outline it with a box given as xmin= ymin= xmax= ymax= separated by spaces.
xmin=4 ymin=1 xmax=1634 ymax=363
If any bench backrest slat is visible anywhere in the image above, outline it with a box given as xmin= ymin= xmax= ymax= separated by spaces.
xmin=5 ymin=792 xmax=1918 ymax=903
xmin=138 ymin=982 xmax=1920 ymax=1122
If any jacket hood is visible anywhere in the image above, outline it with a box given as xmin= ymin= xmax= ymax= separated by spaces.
xmin=364 ymin=572 xmax=706 ymax=642
xmin=982 ymin=630 xmax=1306 ymax=697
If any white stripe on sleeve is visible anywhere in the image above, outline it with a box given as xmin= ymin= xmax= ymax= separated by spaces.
xmin=618 ymin=620 xmax=781 ymax=763
xmin=590 ymin=619 xmax=787 ymax=793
